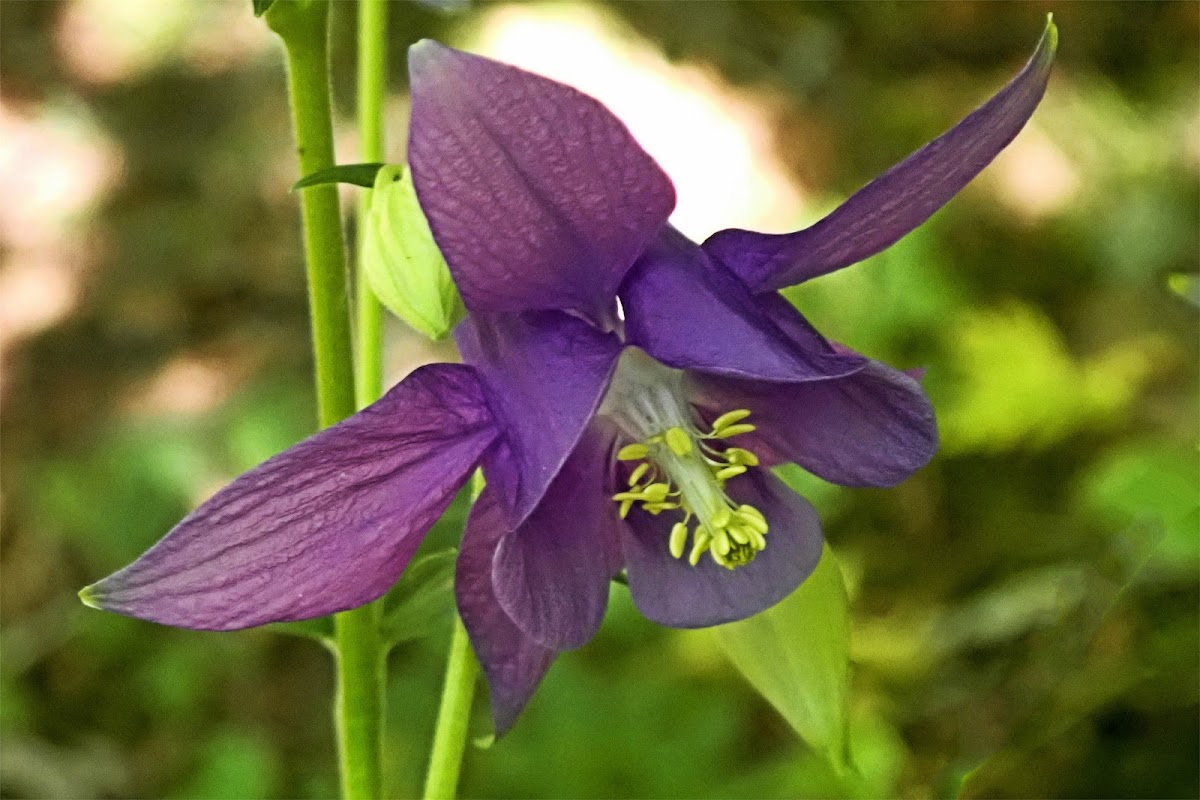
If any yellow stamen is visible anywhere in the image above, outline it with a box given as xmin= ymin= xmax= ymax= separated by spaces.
xmin=669 ymin=522 xmax=688 ymax=559
xmin=711 ymin=409 xmax=752 ymax=432
xmin=617 ymin=443 xmax=649 ymax=461
xmin=715 ymin=465 xmax=747 ymax=481
xmin=724 ymin=447 xmax=759 ymax=467
xmin=628 ymin=462 xmax=650 ymax=486
xmin=664 ymin=426 xmax=693 ymax=457
xmin=713 ymin=423 xmax=756 ymax=439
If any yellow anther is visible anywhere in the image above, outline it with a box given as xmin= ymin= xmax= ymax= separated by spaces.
xmin=711 ymin=507 xmax=732 ymax=530
xmin=738 ymin=504 xmax=766 ymax=523
xmin=612 ymin=491 xmax=644 ymax=502
xmin=714 ymin=531 xmax=732 ymax=556
xmin=628 ymin=463 xmax=650 ymax=486
xmin=748 ymin=529 xmax=767 ymax=550
xmin=664 ymin=426 xmax=693 ymax=457
xmin=642 ymin=483 xmax=669 ymax=503
xmin=714 ymin=423 xmax=756 ymax=439
xmin=715 ymin=465 xmax=747 ymax=481
xmin=619 ymin=499 xmax=634 ymax=519
xmin=736 ymin=510 xmax=768 ymax=535
xmin=617 ymin=443 xmax=648 ymax=461
xmin=669 ymin=522 xmax=688 ymax=559
xmin=728 ymin=525 xmax=750 ymax=545
xmin=711 ymin=409 xmax=752 ymax=432
xmin=644 ymin=502 xmax=679 ymax=515
xmin=689 ymin=531 xmax=712 ymax=566
xmin=724 ymin=447 xmax=760 ymax=467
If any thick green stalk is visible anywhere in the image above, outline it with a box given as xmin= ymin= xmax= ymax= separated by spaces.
xmin=266 ymin=2 xmax=381 ymax=798
xmin=354 ymin=0 xmax=387 ymax=408
xmin=423 ymin=472 xmax=484 ymax=800
xmin=422 ymin=615 xmax=480 ymax=800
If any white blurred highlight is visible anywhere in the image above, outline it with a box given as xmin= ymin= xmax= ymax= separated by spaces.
xmin=467 ymin=3 xmax=807 ymax=242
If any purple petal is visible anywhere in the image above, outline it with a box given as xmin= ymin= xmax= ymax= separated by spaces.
xmin=407 ymin=40 xmax=676 ymax=317
xmin=619 ymin=226 xmax=864 ymax=382
xmin=456 ymin=310 xmax=622 ymax=527
xmin=621 ymin=470 xmax=823 ymax=628
xmin=82 ymin=364 xmax=497 ymax=631
xmin=457 ymin=487 xmax=556 ymax=736
xmin=704 ymin=20 xmax=1057 ymax=292
xmin=689 ymin=355 xmax=937 ymax=487
xmin=493 ymin=423 xmax=622 ymax=650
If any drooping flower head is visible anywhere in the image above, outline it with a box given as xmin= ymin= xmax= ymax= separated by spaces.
xmin=82 ymin=19 xmax=1056 ymax=734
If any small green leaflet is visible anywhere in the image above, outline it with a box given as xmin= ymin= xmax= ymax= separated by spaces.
xmin=251 ymin=0 xmax=276 ymax=18
xmin=378 ymin=549 xmax=457 ymax=649
xmin=714 ymin=543 xmax=852 ymax=772
xmin=292 ymin=163 xmax=386 ymax=191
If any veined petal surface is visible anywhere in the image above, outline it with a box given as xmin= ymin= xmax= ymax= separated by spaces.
xmin=493 ymin=424 xmax=622 ymax=650
xmin=690 ymin=355 xmax=937 ymax=487
xmin=457 ymin=487 xmax=556 ymax=736
xmin=619 ymin=227 xmax=864 ymax=383
xmin=456 ymin=310 xmax=623 ymax=528
xmin=621 ymin=470 xmax=824 ymax=628
xmin=408 ymin=40 xmax=676 ymax=317
xmin=82 ymin=364 xmax=497 ymax=631
xmin=704 ymin=19 xmax=1057 ymax=292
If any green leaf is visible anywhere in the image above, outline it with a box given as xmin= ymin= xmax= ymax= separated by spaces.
xmin=251 ymin=0 xmax=276 ymax=18
xmin=379 ymin=549 xmax=457 ymax=648
xmin=291 ymin=162 xmax=386 ymax=191
xmin=714 ymin=544 xmax=852 ymax=772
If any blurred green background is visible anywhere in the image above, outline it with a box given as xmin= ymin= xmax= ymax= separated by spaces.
xmin=1 ymin=1 xmax=1196 ymax=798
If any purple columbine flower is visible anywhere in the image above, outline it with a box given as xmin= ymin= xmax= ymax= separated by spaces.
xmin=82 ymin=23 xmax=1055 ymax=733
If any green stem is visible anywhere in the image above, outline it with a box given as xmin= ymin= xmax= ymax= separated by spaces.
xmin=423 ymin=615 xmax=480 ymax=800
xmin=267 ymin=2 xmax=382 ymax=798
xmin=354 ymin=0 xmax=387 ymax=408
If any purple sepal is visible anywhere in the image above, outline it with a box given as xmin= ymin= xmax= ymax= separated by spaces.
xmin=82 ymin=364 xmax=497 ymax=631
xmin=690 ymin=355 xmax=937 ymax=487
xmin=492 ymin=424 xmax=622 ymax=650
xmin=457 ymin=487 xmax=556 ymax=736
xmin=703 ymin=22 xmax=1056 ymax=292
xmin=407 ymin=40 xmax=676 ymax=318
xmin=621 ymin=470 xmax=823 ymax=627
xmin=620 ymin=227 xmax=864 ymax=382
xmin=456 ymin=310 xmax=623 ymax=528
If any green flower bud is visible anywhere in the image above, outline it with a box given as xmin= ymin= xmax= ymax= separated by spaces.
xmin=362 ymin=164 xmax=465 ymax=340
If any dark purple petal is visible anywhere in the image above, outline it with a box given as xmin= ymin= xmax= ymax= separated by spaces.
xmin=457 ymin=310 xmax=622 ymax=527
xmin=619 ymin=226 xmax=864 ymax=382
xmin=704 ymin=20 xmax=1057 ymax=292
xmin=493 ymin=423 xmax=622 ymax=650
xmin=621 ymin=470 xmax=823 ymax=627
xmin=689 ymin=355 xmax=937 ymax=487
xmin=457 ymin=487 xmax=556 ymax=736
xmin=82 ymin=364 xmax=497 ymax=631
xmin=407 ymin=40 xmax=676 ymax=317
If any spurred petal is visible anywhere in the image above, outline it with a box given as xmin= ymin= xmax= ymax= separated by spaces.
xmin=457 ymin=487 xmax=556 ymax=736
xmin=621 ymin=470 xmax=823 ymax=628
xmin=619 ymin=227 xmax=863 ymax=382
xmin=408 ymin=40 xmax=676 ymax=317
xmin=82 ymin=364 xmax=497 ymax=631
xmin=457 ymin=310 xmax=623 ymax=527
xmin=689 ymin=354 xmax=937 ymax=487
xmin=493 ymin=424 xmax=622 ymax=650
xmin=704 ymin=19 xmax=1057 ymax=292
